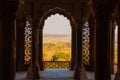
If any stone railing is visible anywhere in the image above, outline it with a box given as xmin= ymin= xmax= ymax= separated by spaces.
xmin=44 ymin=61 xmax=70 ymax=69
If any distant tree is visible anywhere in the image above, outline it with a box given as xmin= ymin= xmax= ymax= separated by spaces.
xmin=53 ymin=52 xmax=70 ymax=61
xmin=51 ymin=55 xmax=57 ymax=61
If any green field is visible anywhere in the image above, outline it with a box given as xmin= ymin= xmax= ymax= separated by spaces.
xmin=43 ymin=34 xmax=71 ymax=61
xmin=114 ymin=42 xmax=118 ymax=64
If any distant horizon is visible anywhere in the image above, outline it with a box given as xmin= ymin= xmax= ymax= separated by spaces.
xmin=43 ymin=33 xmax=71 ymax=35
xmin=43 ymin=34 xmax=71 ymax=38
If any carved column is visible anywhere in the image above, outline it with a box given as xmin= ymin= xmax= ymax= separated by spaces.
xmin=24 ymin=0 xmax=40 ymax=78
xmin=0 ymin=1 xmax=18 ymax=80
xmin=74 ymin=19 xmax=87 ymax=80
xmin=32 ymin=21 xmax=40 ymax=78
xmin=39 ymin=28 xmax=44 ymax=70
xmin=70 ymin=28 xmax=76 ymax=70
xmin=27 ymin=20 xmax=40 ymax=79
xmin=95 ymin=14 xmax=112 ymax=80
xmin=85 ymin=17 xmax=96 ymax=71
xmin=16 ymin=18 xmax=26 ymax=71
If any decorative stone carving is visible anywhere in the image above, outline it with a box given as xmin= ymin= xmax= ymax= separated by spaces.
xmin=82 ymin=21 xmax=90 ymax=65
xmin=40 ymin=7 xmax=75 ymax=29
xmin=24 ymin=21 xmax=32 ymax=64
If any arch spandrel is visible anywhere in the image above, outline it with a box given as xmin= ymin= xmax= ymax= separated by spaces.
xmin=21 ymin=0 xmax=94 ymax=29
xmin=23 ymin=0 xmax=33 ymax=20
xmin=113 ymin=1 xmax=120 ymax=27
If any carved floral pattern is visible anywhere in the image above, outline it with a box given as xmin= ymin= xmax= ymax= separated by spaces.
xmin=82 ymin=21 xmax=90 ymax=64
xmin=24 ymin=21 xmax=32 ymax=64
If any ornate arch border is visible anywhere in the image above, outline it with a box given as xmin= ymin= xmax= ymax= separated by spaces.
xmin=38 ymin=7 xmax=76 ymax=70
xmin=39 ymin=7 xmax=76 ymax=30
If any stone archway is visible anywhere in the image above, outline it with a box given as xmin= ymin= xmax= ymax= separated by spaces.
xmin=38 ymin=7 xmax=76 ymax=70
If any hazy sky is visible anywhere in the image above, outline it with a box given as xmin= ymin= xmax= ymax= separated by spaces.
xmin=43 ymin=14 xmax=71 ymax=35
xmin=115 ymin=26 xmax=118 ymax=42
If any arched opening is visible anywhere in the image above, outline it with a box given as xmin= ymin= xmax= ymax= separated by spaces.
xmin=114 ymin=25 xmax=118 ymax=74
xmin=37 ymin=8 xmax=76 ymax=79
xmin=43 ymin=13 xmax=71 ymax=69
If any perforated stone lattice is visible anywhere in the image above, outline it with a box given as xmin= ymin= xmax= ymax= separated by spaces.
xmin=44 ymin=61 xmax=70 ymax=69
xmin=24 ymin=21 xmax=32 ymax=64
xmin=82 ymin=21 xmax=90 ymax=65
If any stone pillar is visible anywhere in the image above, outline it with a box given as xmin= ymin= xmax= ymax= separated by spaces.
xmin=16 ymin=18 xmax=26 ymax=71
xmin=27 ymin=20 xmax=40 ymax=79
xmin=31 ymin=21 xmax=40 ymax=78
xmin=70 ymin=28 xmax=76 ymax=70
xmin=95 ymin=14 xmax=112 ymax=80
xmin=0 ymin=13 xmax=2 ymax=80
xmin=74 ymin=19 xmax=87 ymax=80
xmin=85 ymin=17 xmax=96 ymax=71
xmin=39 ymin=28 xmax=44 ymax=70
xmin=0 ymin=1 xmax=18 ymax=80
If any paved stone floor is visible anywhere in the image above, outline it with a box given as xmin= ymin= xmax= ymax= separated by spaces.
xmin=16 ymin=69 xmax=115 ymax=80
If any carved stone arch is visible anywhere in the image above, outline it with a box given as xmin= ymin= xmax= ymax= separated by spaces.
xmin=38 ymin=7 xmax=77 ymax=70
xmin=39 ymin=7 xmax=76 ymax=30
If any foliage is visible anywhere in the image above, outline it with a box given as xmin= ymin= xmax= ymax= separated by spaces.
xmin=43 ymin=34 xmax=71 ymax=61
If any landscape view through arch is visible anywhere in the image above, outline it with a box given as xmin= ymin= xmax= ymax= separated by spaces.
xmin=43 ymin=14 xmax=71 ymax=61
